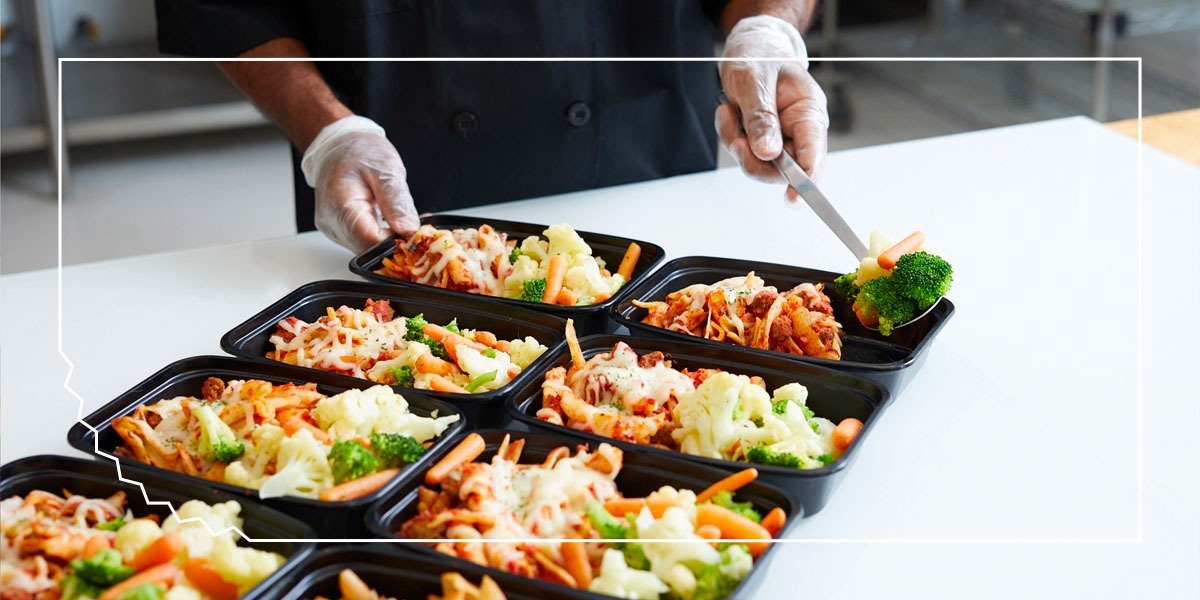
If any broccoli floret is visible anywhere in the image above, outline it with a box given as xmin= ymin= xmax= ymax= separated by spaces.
xmin=745 ymin=444 xmax=803 ymax=469
xmin=690 ymin=562 xmax=741 ymax=600
xmin=818 ymin=453 xmax=836 ymax=466
xmin=834 ymin=270 xmax=861 ymax=301
xmin=508 ymin=247 xmax=522 ymax=263
xmin=856 ymin=277 xmax=917 ymax=336
xmin=95 ymin=516 xmax=125 ymax=531
xmin=584 ymin=500 xmax=629 ymax=539
xmin=390 ymin=365 xmax=415 ymax=387
xmin=191 ymin=402 xmax=245 ymax=463
xmin=890 ymin=251 xmax=953 ymax=311
xmin=60 ymin=573 xmax=103 ymax=600
xmin=445 ymin=319 xmax=461 ymax=334
xmin=583 ymin=500 xmax=651 ymax=569
xmin=114 ymin=583 xmax=166 ymax=600
xmin=69 ymin=548 xmax=134 ymax=587
xmin=483 ymin=348 xmax=497 ymax=359
xmin=328 ymin=440 xmax=379 ymax=484
xmin=370 ymin=433 xmax=426 ymax=468
xmin=425 ymin=339 xmax=450 ymax=360
xmin=404 ymin=313 xmax=428 ymax=342
xmin=706 ymin=490 xmax=762 ymax=523
xmin=520 ymin=278 xmax=547 ymax=303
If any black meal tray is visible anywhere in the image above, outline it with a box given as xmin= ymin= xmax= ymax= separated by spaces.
xmin=218 ymin=279 xmax=567 ymax=427
xmin=349 ymin=214 xmax=666 ymax=335
xmin=611 ymin=256 xmax=955 ymax=397
xmin=0 ymin=455 xmax=316 ymax=600
xmin=366 ymin=429 xmax=796 ymax=600
xmin=507 ymin=335 xmax=886 ymax=516
xmin=254 ymin=546 xmax=594 ymax=600
xmin=65 ymin=355 xmax=467 ymax=537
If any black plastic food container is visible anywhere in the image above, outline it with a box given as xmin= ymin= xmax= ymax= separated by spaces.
xmin=349 ymin=214 xmax=666 ymax=335
xmin=254 ymin=546 xmax=598 ymax=600
xmin=366 ymin=429 xmax=795 ymax=600
xmin=507 ymin=335 xmax=886 ymax=516
xmin=66 ymin=355 xmax=467 ymax=537
xmin=0 ymin=455 xmax=316 ymax=600
xmin=219 ymin=279 xmax=566 ymax=427
xmin=611 ymin=256 xmax=955 ymax=398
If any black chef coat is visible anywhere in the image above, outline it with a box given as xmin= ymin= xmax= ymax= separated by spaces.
xmin=156 ymin=1 xmax=728 ymax=232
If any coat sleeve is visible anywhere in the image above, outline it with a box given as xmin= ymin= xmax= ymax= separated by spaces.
xmin=700 ymin=0 xmax=732 ymax=28
xmin=154 ymin=0 xmax=308 ymax=56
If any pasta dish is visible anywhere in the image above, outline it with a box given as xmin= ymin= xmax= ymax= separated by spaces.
xmin=398 ymin=433 xmax=788 ymax=599
xmin=539 ymin=331 xmax=864 ymax=471
xmin=2 ymin=490 xmax=283 ymax=600
xmin=112 ymin=377 xmax=458 ymax=501
xmin=634 ymin=272 xmax=844 ymax=360
xmin=376 ymin=223 xmax=640 ymax=306
xmin=268 ymin=299 xmax=547 ymax=394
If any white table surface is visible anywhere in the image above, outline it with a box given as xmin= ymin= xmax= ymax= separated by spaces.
xmin=2 ymin=116 xmax=1197 ymax=598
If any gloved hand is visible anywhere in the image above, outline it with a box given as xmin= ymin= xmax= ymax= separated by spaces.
xmin=300 ymin=115 xmax=420 ymax=252
xmin=717 ymin=15 xmax=829 ymax=198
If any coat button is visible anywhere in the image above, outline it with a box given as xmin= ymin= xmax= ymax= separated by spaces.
xmin=451 ymin=112 xmax=477 ymax=137
xmin=565 ymin=101 xmax=591 ymax=127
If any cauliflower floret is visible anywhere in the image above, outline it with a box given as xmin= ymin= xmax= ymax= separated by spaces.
xmin=867 ymin=229 xmax=894 ymax=258
xmin=164 ymin=584 xmax=204 ymax=600
xmin=504 ymin=254 xmax=545 ymax=298
xmin=719 ymin=544 xmax=753 ymax=582
xmin=563 ymin=253 xmax=625 ymax=303
xmin=208 ymin=535 xmax=284 ymax=593
xmin=673 ymin=373 xmax=784 ymax=459
xmin=646 ymin=486 xmax=698 ymax=522
xmin=638 ymin=507 xmax=720 ymax=593
xmin=771 ymin=383 xmax=808 ymax=405
xmin=589 ymin=549 xmax=669 ymax=600
xmin=545 ymin=223 xmax=592 ymax=257
xmin=506 ymin=336 xmax=548 ymax=369
xmin=113 ymin=518 xmax=162 ymax=563
xmin=258 ymin=429 xmax=334 ymax=499
xmin=312 ymin=385 xmax=458 ymax=441
xmin=365 ymin=342 xmax=429 ymax=382
xmin=455 ymin=346 xmax=516 ymax=392
xmin=225 ymin=424 xmax=286 ymax=489
xmin=162 ymin=500 xmax=243 ymax=560
xmin=518 ymin=236 xmax=549 ymax=263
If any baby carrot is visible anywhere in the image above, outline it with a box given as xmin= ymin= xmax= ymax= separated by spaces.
xmin=127 ymin=531 xmax=184 ymax=571
xmin=415 ymin=353 xmax=455 ymax=376
xmin=604 ymin=497 xmax=679 ymax=519
xmin=761 ymin=507 xmax=787 ymax=537
xmin=82 ymin=535 xmax=111 ymax=559
xmin=425 ymin=433 xmax=486 ymax=485
xmin=876 ymin=231 xmax=925 ymax=270
xmin=99 ymin=564 xmax=179 ymax=600
xmin=318 ymin=468 xmax=400 ymax=502
xmin=696 ymin=524 xmax=722 ymax=540
xmin=542 ymin=255 xmax=568 ymax=303
xmin=280 ymin=414 xmax=330 ymax=443
xmin=832 ymin=418 xmax=864 ymax=452
xmin=696 ymin=468 xmax=758 ymax=504
xmin=561 ymin=541 xmax=593 ymax=589
xmin=427 ymin=374 xmax=470 ymax=394
xmin=696 ymin=504 xmax=772 ymax=557
xmin=183 ymin=558 xmax=238 ymax=600
xmin=556 ymin=288 xmax=578 ymax=306
xmin=617 ymin=242 xmax=641 ymax=281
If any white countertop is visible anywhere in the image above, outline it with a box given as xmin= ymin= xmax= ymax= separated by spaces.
xmin=2 ymin=117 xmax=1197 ymax=598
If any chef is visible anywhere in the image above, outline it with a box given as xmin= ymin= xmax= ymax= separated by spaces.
xmin=155 ymin=1 xmax=828 ymax=252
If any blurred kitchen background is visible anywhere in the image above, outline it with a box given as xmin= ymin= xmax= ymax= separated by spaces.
xmin=2 ymin=0 xmax=1198 ymax=274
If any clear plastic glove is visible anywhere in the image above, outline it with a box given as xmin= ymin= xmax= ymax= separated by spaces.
xmin=717 ymin=15 xmax=829 ymax=197
xmin=300 ymin=115 xmax=420 ymax=252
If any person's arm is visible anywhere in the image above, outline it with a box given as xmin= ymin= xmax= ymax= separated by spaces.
xmin=715 ymin=1 xmax=828 ymax=192
xmin=217 ymin=39 xmax=419 ymax=252
xmin=718 ymin=0 xmax=816 ymax=34
xmin=218 ymin=38 xmax=350 ymax=151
